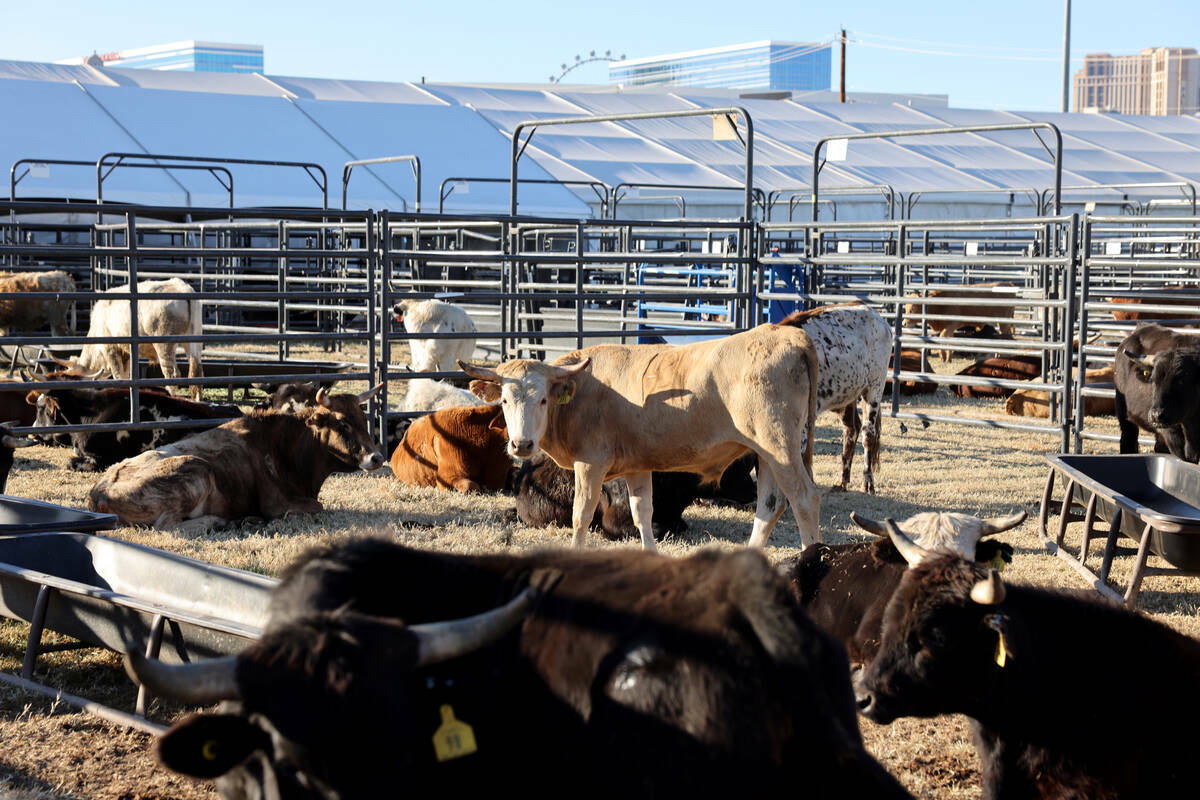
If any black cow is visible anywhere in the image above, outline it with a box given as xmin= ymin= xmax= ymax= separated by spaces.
xmin=128 ymin=540 xmax=911 ymax=799
xmin=856 ymin=522 xmax=1200 ymax=800
xmin=1114 ymin=323 xmax=1200 ymax=461
xmin=27 ymin=387 xmax=243 ymax=472
xmin=0 ymin=422 xmax=35 ymax=493
xmin=512 ymin=452 xmax=757 ymax=540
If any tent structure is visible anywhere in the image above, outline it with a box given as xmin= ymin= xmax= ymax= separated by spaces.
xmin=2 ymin=58 xmax=1198 ymax=220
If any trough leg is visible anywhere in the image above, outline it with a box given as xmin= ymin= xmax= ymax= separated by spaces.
xmin=624 ymin=471 xmax=657 ymax=553
xmin=1099 ymin=507 xmax=1123 ymax=585
xmin=135 ymin=614 xmax=166 ymax=717
xmin=1124 ymin=522 xmax=1155 ymax=607
xmin=1079 ymin=493 xmax=1099 ymax=568
xmin=571 ymin=462 xmax=607 ymax=548
xmin=22 ymin=585 xmax=52 ymax=680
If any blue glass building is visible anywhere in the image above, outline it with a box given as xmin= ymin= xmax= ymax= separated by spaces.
xmin=61 ymin=41 xmax=263 ymax=73
xmin=609 ymin=41 xmax=831 ymax=91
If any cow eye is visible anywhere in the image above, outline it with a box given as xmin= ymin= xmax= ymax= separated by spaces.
xmin=540 ymin=397 xmax=547 ymax=406
xmin=502 ymin=399 xmax=508 ymax=405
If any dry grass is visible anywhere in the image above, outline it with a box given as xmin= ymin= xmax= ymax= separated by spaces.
xmin=1 ymin=354 xmax=1197 ymax=799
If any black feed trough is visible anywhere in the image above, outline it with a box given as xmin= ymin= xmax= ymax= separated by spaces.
xmin=1040 ymin=454 xmax=1200 ymax=606
xmin=0 ymin=495 xmax=117 ymax=534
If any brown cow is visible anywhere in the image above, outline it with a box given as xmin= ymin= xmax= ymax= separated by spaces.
xmin=88 ymin=386 xmax=385 ymax=532
xmin=1005 ymin=366 xmax=1116 ymax=418
xmin=389 ymin=404 xmax=510 ymax=493
xmin=1110 ymin=285 xmax=1200 ymax=322
xmin=949 ymin=355 xmax=1042 ymax=399
xmin=0 ymin=270 xmax=75 ymax=336
xmin=905 ymin=282 xmax=1019 ymax=361
xmin=460 ymin=323 xmax=821 ymax=550
xmin=883 ymin=350 xmax=938 ymax=396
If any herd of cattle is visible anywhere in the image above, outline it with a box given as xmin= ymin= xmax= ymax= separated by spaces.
xmin=2 ymin=272 xmax=1200 ymax=797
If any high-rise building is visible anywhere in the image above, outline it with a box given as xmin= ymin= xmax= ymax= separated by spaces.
xmin=57 ymin=41 xmax=263 ymax=73
xmin=1074 ymin=48 xmax=1198 ymax=115
xmin=609 ymin=41 xmax=831 ymax=92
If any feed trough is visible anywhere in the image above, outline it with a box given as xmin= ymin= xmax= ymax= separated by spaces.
xmin=1039 ymin=454 xmax=1200 ymax=606
xmin=0 ymin=495 xmax=117 ymax=534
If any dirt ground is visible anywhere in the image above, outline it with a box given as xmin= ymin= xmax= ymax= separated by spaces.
xmin=0 ymin=360 xmax=1196 ymax=799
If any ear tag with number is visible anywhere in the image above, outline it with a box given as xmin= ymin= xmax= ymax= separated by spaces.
xmin=432 ymin=704 xmax=477 ymax=762
xmin=988 ymin=552 xmax=1007 ymax=573
xmin=557 ymin=389 xmax=573 ymax=405
xmin=994 ymin=631 xmax=1008 ymax=668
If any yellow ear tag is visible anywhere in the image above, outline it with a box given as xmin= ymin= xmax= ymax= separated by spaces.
xmin=988 ymin=553 xmax=1007 ymax=573
xmin=557 ymin=389 xmax=573 ymax=405
xmin=201 ymin=740 xmax=221 ymax=761
xmin=994 ymin=631 xmax=1008 ymax=668
xmin=432 ymin=704 xmax=477 ymax=762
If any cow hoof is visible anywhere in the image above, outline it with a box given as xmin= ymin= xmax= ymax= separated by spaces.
xmin=830 ymin=484 xmax=847 ymax=493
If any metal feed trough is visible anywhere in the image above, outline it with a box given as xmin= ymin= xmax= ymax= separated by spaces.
xmin=1040 ymin=454 xmax=1200 ymax=607
xmin=0 ymin=495 xmax=116 ymax=534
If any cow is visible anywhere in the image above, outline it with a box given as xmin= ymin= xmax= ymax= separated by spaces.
xmin=0 ymin=379 xmax=38 ymax=429
xmin=856 ymin=521 xmax=1200 ymax=800
xmin=76 ymin=278 xmax=204 ymax=401
xmin=0 ymin=270 xmax=75 ymax=336
xmin=949 ymin=355 xmax=1042 ymax=399
xmin=779 ymin=302 xmax=892 ymax=493
xmin=126 ymin=539 xmax=912 ymax=799
xmin=400 ymin=377 xmax=483 ymax=413
xmin=513 ymin=452 xmax=757 ymax=540
xmin=389 ymin=404 xmax=511 ymax=493
xmin=1110 ymin=285 xmax=1200 ymax=322
xmin=883 ymin=349 xmax=938 ymax=397
xmin=778 ymin=509 xmax=1024 ymax=679
xmin=1113 ymin=323 xmax=1200 ymax=461
xmin=26 ymin=386 xmax=241 ymax=473
xmin=1006 ymin=366 xmax=1116 ymax=418
xmin=458 ymin=322 xmax=822 ymax=550
xmin=87 ymin=386 xmax=385 ymax=531
xmin=905 ymin=283 xmax=1020 ymax=362
xmin=0 ymin=422 xmax=36 ymax=493
xmin=395 ymin=298 xmax=477 ymax=373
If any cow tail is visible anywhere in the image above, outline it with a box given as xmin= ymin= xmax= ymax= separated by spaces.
xmin=803 ymin=335 xmax=818 ymax=478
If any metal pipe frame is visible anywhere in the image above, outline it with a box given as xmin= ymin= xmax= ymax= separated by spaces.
xmin=342 ymin=155 xmax=420 ymax=211
xmin=609 ymin=182 xmax=766 ymax=220
xmin=1039 ymin=181 xmax=1197 ymax=216
xmin=904 ymin=187 xmax=1040 ymax=220
xmin=12 ymin=158 xmax=235 ymax=206
xmin=765 ymin=184 xmax=898 ymax=221
xmin=438 ymin=176 xmax=610 ymax=216
xmin=510 ymin=107 xmax=755 ymax=221
xmin=812 ymin=123 xmax=1064 ymax=220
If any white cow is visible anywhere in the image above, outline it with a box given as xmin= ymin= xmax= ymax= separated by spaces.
xmin=849 ymin=509 xmax=1027 ymax=561
xmin=78 ymin=278 xmax=203 ymax=401
xmin=399 ymin=378 xmax=484 ymax=413
xmin=395 ymin=299 xmax=477 ymax=373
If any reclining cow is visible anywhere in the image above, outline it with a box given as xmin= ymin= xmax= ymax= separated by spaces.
xmin=395 ymin=298 xmax=477 ymax=373
xmin=459 ymin=322 xmax=821 ymax=550
xmin=27 ymin=386 xmax=242 ymax=472
xmin=0 ymin=270 xmax=76 ymax=336
xmin=514 ymin=452 xmax=757 ymax=540
xmin=779 ymin=302 xmax=891 ymax=493
xmin=856 ymin=522 xmax=1200 ymax=800
xmin=127 ymin=539 xmax=911 ymax=799
xmin=88 ymin=386 xmax=384 ymax=531
xmin=76 ymin=278 xmax=204 ymax=400
xmin=1114 ymin=323 xmax=1200 ymax=461
xmin=390 ymin=404 xmax=512 ymax=493
xmin=904 ymin=282 xmax=1019 ymax=362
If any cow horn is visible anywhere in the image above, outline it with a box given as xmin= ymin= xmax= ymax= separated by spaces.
xmin=970 ymin=569 xmax=1007 ymax=606
xmin=410 ymin=583 xmax=545 ymax=669
xmin=555 ymin=357 xmax=591 ymax=377
xmin=1123 ymin=351 xmax=1155 ymax=369
xmin=50 ymin=356 xmax=75 ymax=369
xmin=457 ymin=361 xmax=501 ymax=382
xmin=850 ymin=511 xmax=887 ymax=537
xmin=25 ymin=370 xmax=46 ymax=383
xmin=315 ymin=387 xmax=333 ymax=408
xmin=124 ymin=651 xmax=241 ymax=704
xmin=356 ymin=383 xmax=384 ymax=403
xmin=885 ymin=518 xmax=933 ymax=567
xmin=980 ymin=510 xmax=1027 ymax=537
xmin=3 ymin=435 xmax=35 ymax=449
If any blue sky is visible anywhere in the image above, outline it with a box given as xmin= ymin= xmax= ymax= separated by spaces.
xmin=3 ymin=0 xmax=1197 ymax=111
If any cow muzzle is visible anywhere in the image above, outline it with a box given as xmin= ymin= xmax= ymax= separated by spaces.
xmin=360 ymin=451 xmax=386 ymax=471
xmin=854 ymin=688 xmax=892 ymax=723
xmin=508 ymin=439 xmax=536 ymax=460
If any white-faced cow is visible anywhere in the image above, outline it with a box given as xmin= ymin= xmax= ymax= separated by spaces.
xmin=88 ymin=386 xmax=384 ymax=532
xmin=779 ymin=302 xmax=891 ymax=493
xmin=127 ymin=539 xmax=912 ymax=799
xmin=459 ymin=322 xmax=821 ymax=550
xmin=0 ymin=270 xmax=76 ymax=336
xmin=395 ymin=298 xmax=477 ymax=373
xmin=856 ymin=522 xmax=1200 ymax=800
xmin=77 ymin=278 xmax=203 ymax=401
xmin=1114 ymin=323 xmax=1200 ymax=462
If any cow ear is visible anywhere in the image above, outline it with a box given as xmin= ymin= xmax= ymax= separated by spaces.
xmin=470 ymin=380 xmax=501 ymax=403
xmin=488 ymin=406 xmax=507 ymax=432
xmin=553 ymin=379 xmax=576 ymax=406
xmin=24 ymin=391 xmax=40 ymax=406
xmin=157 ymin=713 xmax=270 ymax=779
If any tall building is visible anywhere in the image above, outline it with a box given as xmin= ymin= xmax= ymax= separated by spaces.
xmin=1074 ymin=48 xmax=1198 ymax=115
xmin=57 ymin=41 xmax=263 ymax=73
xmin=609 ymin=41 xmax=831 ymax=92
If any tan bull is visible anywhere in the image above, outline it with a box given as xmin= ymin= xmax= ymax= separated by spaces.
xmin=460 ymin=323 xmax=822 ymax=550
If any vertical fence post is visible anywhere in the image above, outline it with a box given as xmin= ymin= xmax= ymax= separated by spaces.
xmin=379 ymin=211 xmax=391 ymax=443
xmin=366 ymin=210 xmax=379 ymax=446
xmin=890 ymin=222 xmax=907 ymax=418
xmin=277 ymin=221 xmax=287 ymax=362
xmin=1060 ymin=214 xmax=1079 ymax=453
xmin=575 ymin=222 xmax=584 ymax=351
xmin=126 ymin=211 xmax=140 ymax=425
xmin=1073 ymin=216 xmax=1092 ymax=454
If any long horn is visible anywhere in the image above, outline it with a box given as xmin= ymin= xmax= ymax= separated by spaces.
xmin=970 ymin=569 xmax=1007 ymax=606
xmin=2 ymin=435 xmax=35 ymax=449
xmin=457 ymin=360 xmax=501 ymax=382
xmin=850 ymin=511 xmax=887 ymax=537
xmin=356 ymin=383 xmax=384 ymax=403
xmin=980 ymin=510 xmax=1027 ymax=536
xmin=554 ymin=357 xmax=591 ymax=377
xmin=410 ymin=573 xmax=558 ymax=669
xmin=885 ymin=518 xmax=934 ymax=568
xmin=315 ymin=387 xmax=333 ymax=409
xmin=124 ymin=651 xmax=241 ymax=705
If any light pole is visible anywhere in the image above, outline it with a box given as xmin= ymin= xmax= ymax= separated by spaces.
xmin=1061 ymin=0 xmax=1072 ymax=112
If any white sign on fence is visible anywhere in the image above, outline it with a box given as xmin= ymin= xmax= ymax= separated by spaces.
xmin=1106 ymin=240 xmax=1122 ymax=256
xmin=29 ymin=163 xmax=50 ymax=179
xmin=826 ymin=139 xmax=849 ymax=162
